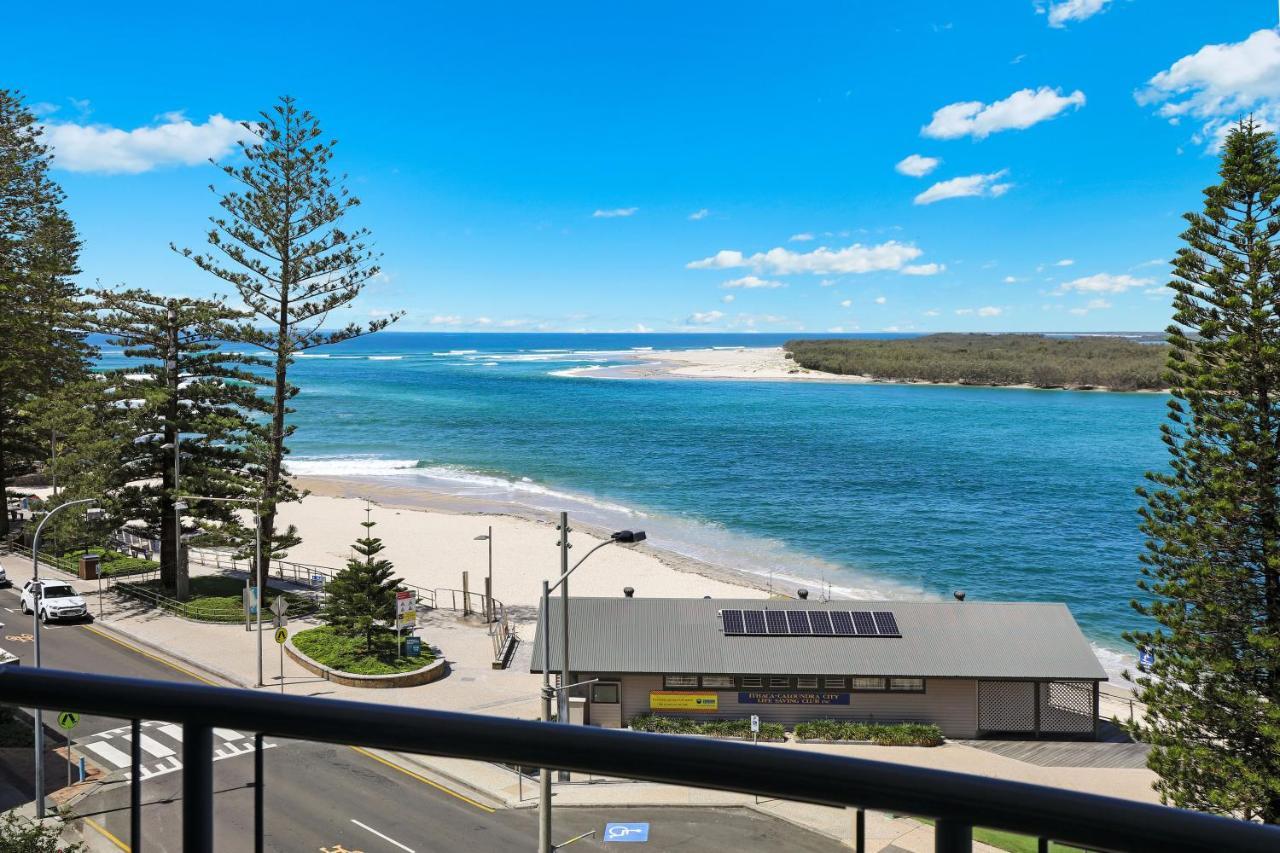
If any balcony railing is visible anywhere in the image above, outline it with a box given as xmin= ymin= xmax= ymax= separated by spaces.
xmin=2 ymin=666 xmax=1277 ymax=852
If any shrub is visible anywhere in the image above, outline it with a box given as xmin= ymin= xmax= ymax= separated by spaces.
xmin=793 ymin=720 xmax=943 ymax=746
xmin=292 ymin=625 xmax=430 ymax=675
xmin=628 ymin=714 xmax=784 ymax=740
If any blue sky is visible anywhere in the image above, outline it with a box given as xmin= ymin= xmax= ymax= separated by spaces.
xmin=4 ymin=2 xmax=1276 ymax=333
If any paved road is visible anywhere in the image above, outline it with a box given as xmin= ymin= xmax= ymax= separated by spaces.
xmin=0 ymin=584 xmax=843 ymax=852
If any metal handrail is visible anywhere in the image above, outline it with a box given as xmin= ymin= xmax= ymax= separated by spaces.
xmin=2 ymin=666 xmax=1277 ymax=853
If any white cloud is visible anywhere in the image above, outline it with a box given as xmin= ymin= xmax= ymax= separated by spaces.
xmin=1002 ymin=275 xmax=1020 ymax=283
xmin=875 ymin=296 xmax=887 ymax=305
xmin=1137 ymin=29 xmax=1280 ymax=148
xmin=41 ymin=112 xmax=255 ymax=174
xmin=721 ymin=294 xmax=736 ymax=303
xmin=956 ymin=306 xmax=1003 ymax=317
xmin=593 ymin=207 xmax=638 ymax=218
xmin=687 ymin=310 xmax=724 ymax=325
xmin=840 ymin=299 xmax=852 ymax=308
xmin=922 ymin=87 xmax=1086 ymax=139
xmin=1054 ymin=258 xmax=1075 ymax=267
xmin=789 ymin=233 xmax=815 ymax=242
xmin=902 ymin=262 xmax=945 ymax=276
xmin=429 ymin=314 xmax=464 ymax=326
xmin=687 ymin=240 xmax=925 ymax=275
xmin=895 ymin=154 xmax=941 ymax=177
xmin=1069 ymin=297 xmax=1113 ymax=316
xmin=1059 ymin=272 xmax=1153 ymax=294
xmin=923 ymin=309 xmax=941 ymax=317
xmin=1042 ymin=0 xmax=1111 ymax=28
xmin=914 ymin=171 xmax=1012 ymax=205
xmin=688 ymin=208 xmax=710 ymax=220
xmin=722 ymin=275 xmax=786 ymax=289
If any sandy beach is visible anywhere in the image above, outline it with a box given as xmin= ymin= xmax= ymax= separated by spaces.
xmin=280 ymin=477 xmax=773 ymax=622
xmin=562 ymin=346 xmax=875 ymax=382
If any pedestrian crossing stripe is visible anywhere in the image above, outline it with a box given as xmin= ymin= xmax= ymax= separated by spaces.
xmin=74 ymin=720 xmax=277 ymax=781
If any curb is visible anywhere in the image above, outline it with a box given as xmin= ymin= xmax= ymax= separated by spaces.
xmin=84 ymin=619 xmax=252 ymax=689
xmin=284 ymin=636 xmax=447 ymax=688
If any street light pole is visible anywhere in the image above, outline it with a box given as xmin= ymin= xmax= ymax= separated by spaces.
xmin=31 ymin=497 xmax=99 ymax=818
xmin=474 ymin=527 xmax=494 ymax=625
xmin=180 ymin=495 xmax=263 ymax=686
xmin=536 ymin=522 xmax=646 ymax=853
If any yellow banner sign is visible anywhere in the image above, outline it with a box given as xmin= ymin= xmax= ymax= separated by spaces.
xmin=649 ymin=691 xmax=719 ymax=712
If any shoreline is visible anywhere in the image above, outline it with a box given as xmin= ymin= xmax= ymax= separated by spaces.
xmin=556 ymin=346 xmax=1168 ymax=393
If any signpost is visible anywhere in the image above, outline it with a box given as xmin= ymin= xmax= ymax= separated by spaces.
xmin=395 ymin=590 xmax=417 ymax=653
xmin=58 ymin=712 xmax=78 ymax=787
xmin=1138 ymin=648 xmax=1155 ymax=672
xmin=603 ymin=823 xmax=649 ymax=843
xmin=404 ymin=636 xmax=422 ymax=657
xmin=270 ymin=597 xmax=289 ymax=694
xmin=750 ymin=714 xmax=760 ymax=746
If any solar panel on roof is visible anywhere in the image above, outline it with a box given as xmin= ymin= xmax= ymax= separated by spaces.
xmin=721 ymin=609 xmax=744 ymax=635
xmin=765 ymin=610 xmax=790 ymax=635
xmin=786 ymin=610 xmax=810 ymax=634
xmin=743 ymin=610 xmax=768 ymax=635
xmin=851 ymin=611 xmax=877 ymax=636
xmin=873 ymin=611 xmax=901 ymax=637
xmin=830 ymin=611 xmax=856 ymax=636
xmin=808 ymin=611 xmax=834 ymax=635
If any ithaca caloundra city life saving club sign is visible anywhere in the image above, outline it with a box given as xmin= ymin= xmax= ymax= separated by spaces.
xmin=649 ymin=691 xmax=850 ymax=711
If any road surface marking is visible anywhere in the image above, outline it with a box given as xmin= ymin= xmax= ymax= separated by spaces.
xmin=158 ymin=723 xmax=183 ymax=741
xmin=82 ymin=816 xmax=130 ymax=851
xmin=351 ymin=819 xmax=415 ymax=852
xmin=134 ymin=733 xmax=175 ymax=758
xmin=214 ymin=727 xmax=242 ymax=741
xmin=81 ymin=624 xmax=217 ymax=685
xmin=347 ymin=747 xmax=495 ymax=813
xmin=83 ymin=740 xmax=132 ymax=768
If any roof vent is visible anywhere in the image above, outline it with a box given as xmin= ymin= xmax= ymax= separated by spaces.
xmin=953 ymin=590 xmax=966 ymax=602
xmin=797 ymin=588 xmax=809 ymax=600
xmin=623 ymin=586 xmax=635 ymax=598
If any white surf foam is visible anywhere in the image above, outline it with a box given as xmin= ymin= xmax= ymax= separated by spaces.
xmin=289 ymin=456 xmax=421 ymax=477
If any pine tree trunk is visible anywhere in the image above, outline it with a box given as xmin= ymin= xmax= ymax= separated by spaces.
xmin=0 ymin=411 xmax=9 ymax=540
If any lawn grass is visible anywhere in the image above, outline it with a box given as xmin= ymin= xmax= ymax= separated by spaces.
xmin=291 ymin=625 xmax=431 ymax=675
xmin=913 ymin=817 xmax=1088 ymax=853
xmin=123 ymin=575 xmax=315 ymax=623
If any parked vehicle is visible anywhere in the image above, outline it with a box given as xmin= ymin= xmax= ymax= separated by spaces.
xmin=0 ymin=647 xmax=17 ymax=666
xmin=20 ymin=579 xmax=89 ymax=624
xmin=0 ymin=560 xmax=9 ymax=587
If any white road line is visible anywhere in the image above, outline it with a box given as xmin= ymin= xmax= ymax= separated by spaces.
xmin=351 ymin=819 xmax=415 ymax=852
xmin=213 ymin=728 xmax=242 ymax=741
xmin=82 ymin=741 xmax=131 ymax=769
xmin=158 ymin=724 xmax=183 ymax=741
xmin=135 ymin=734 xmax=175 ymax=758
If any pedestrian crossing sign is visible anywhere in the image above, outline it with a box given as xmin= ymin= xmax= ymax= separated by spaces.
xmin=275 ymin=626 xmax=288 ymax=645
xmin=58 ymin=711 xmax=79 ymax=731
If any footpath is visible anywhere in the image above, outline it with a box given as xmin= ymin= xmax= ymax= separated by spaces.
xmin=3 ymin=551 xmax=1157 ymax=852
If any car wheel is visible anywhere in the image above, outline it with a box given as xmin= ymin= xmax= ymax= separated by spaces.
xmin=40 ymin=610 xmax=50 ymax=625
xmin=20 ymin=603 xmax=30 ymax=615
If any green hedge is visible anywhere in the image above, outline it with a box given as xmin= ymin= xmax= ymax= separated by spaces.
xmin=627 ymin=714 xmax=786 ymax=740
xmin=120 ymin=575 xmax=316 ymax=623
xmin=793 ymin=720 xmax=944 ymax=746
xmin=62 ymin=548 xmax=156 ymax=577
xmin=292 ymin=625 xmax=432 ymax=675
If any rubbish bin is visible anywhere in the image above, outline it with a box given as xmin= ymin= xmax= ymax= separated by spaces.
xmin=568 ymin=696 xmax=587 ymax=726
xmin=78 ymin=554 xmax=100 ymax=581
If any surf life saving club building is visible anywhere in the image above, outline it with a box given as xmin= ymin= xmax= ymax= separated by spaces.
xmin=532 ymin=596 xmax=1107 ymax=739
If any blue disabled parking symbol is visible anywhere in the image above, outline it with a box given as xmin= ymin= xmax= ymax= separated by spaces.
xmin=604 ymin=822 xmax=650 ymax=843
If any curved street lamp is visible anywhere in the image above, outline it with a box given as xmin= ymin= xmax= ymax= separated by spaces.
xmin=31 ymin=497 xmax=102 ymax=818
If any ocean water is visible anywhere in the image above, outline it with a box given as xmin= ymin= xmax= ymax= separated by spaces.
xmin=100 ymin=332 xmax=1167 ymax=675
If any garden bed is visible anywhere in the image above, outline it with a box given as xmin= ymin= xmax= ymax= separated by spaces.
xmin=63 ymin=548 xmax=155 ymax=578
xmin=793 ymin=720 xmax=944 ymax=746
xmin=627 ymin=714 xmax=786 ymax=741
xmin=287 ymin=626 xmax=443 ymax=687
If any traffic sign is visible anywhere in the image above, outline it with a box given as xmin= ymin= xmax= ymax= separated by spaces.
xmin=603 ymin=823 xmax=649 ymax=843
xmin=269 ymin=596 xmax=289 ymax=618
xmin=274 ymin=626 xmax=288 ymax=645
xmin=750 ymin=714 xmax=760 ymax=733
xmin=57 ymin=712 xmax=79 ymax=731
xmin=396 ymin=590 xmax=417 ymax=627
xmin=1138 ymin=648 xmax=1155 ymax=670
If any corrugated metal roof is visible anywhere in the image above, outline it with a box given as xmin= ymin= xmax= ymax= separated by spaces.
xmin=530 ymin=598 xmax=1106 ymax=680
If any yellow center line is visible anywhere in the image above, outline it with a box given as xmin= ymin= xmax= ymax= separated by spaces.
xmin=82 ymin=816 xmax=130 ymax=851
xmin=80 ymin=624 xmax=218 ymax=686
xmin=348 ymin=746 xmax=496 ymax=813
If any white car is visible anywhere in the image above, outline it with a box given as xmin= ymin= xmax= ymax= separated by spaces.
xmin=20 ymin=579 xmax=90 ymax=624
xmin=0 ymin=559 xmax=9 ymax=587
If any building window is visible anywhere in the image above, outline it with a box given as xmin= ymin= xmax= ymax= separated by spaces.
xmin=701 ymin=675 xmax=734 ymax=688
xmin=739 ymin=676 xmax=763 ymax=688
xmin=796 ymin=676 xmax=819 ymax=689
xmin=663 ymin=675 xmax=699 ymax=689
xmin=769 ymin=677 xmax=791 ymax=689
xmin=822 ymin=677 xmax=847 ymax=690
xmin=888 ymin=678 xmax=925 ymax=693
xmin=591 ymin=683 xmax=620 ymax=704
xmin=851 ymin=677 xmax=888 ymax=691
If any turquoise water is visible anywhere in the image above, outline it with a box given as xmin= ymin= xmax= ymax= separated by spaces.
xmin=102 ymin=332 xmax=1167 ymax=672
